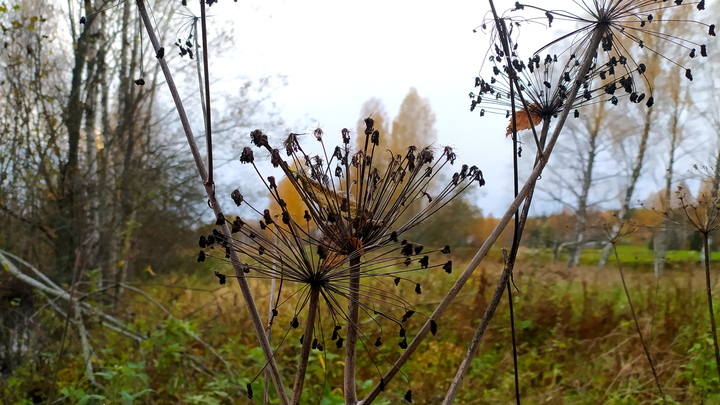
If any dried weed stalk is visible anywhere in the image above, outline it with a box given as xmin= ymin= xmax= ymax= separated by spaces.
xmin=654 ymin=189 xmax=720 ymax=383
xmin=132 ymin=0 xmax=713 ymax=402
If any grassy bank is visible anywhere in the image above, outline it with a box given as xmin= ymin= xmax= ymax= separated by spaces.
xmin=2 ymin=251 xmax=719 ymax=404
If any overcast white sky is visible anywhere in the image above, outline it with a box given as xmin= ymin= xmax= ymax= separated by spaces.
xmin=171 ymin=0 xmax=707 ymax=218
xmin=178 ymin=0 xmax=552 ymax=217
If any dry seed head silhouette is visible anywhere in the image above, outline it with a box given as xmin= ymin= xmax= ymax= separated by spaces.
xmin=198 ymin=121 xmax=483 ymax=400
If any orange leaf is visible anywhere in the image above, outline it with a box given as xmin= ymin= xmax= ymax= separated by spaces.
xmin=506 ymin=104 xmax=543 ymax=136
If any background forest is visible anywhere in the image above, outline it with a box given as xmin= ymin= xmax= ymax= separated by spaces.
xmin=1 ymin=0 xmax=720 ymax=404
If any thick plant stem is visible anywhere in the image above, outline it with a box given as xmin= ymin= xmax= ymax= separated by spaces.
xmin=613 ymin=245 xmax=666 ymax=403
xmin=703 ymin=233 xmax=720 ymax=381
xmin=362 ymin=22 xmax=605 ymax=405
xmin=507 ymin=281 xmax=521 ymax=405
xmin=442 ymin=250 xmax=513 ymax=405
xmin=134 ymin=1 xmax=289 ymax=403
xmin=265 ymin=242 xmax=278 ymax=405
xmin=198 ymin=0 xmax=213 ymax=185
xmin=444 ymin=155 xmax=540 ymax=403
xmin=344 ymin=255 xmax=361 ymax=404
xmin=291 ymin=288 xmax=320 ymax=405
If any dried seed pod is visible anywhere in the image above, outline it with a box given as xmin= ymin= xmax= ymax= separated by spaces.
xmin=231 ymin=189 xmax=244 ymax=206
xmin=364 ymin=117 xmax=374 ymax=135
xmin=239 ymin=147 xmax=254 ymax=163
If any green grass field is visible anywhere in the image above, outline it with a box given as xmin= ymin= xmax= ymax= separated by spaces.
xmin=3 ymin=249 xmax=720 ymax=404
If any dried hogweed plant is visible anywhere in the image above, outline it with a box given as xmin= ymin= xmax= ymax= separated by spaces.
xmin=652 ymin=188 xmax=720 ymax=382
xmin=472 ymin=0 xmax=715 ymax=146
xmin=133 ymin=0 xmax=714 ymax=402
xmin=200 ymin=120 xmax=483 ymax=403
xmin=441 ymin=0 xmax=715 ymax=403
xmin=599 ymin=218 xmax=667 ymax=402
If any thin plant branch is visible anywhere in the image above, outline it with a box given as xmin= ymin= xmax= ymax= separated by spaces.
xmin=362 ymin=19 xmax=606 ymax=405
xmin=442 ymin=248 xmax=513 ymax=405
xmin=291 ymin=287 xmax=320 ymax=405
xmin=133 ymin=1 xmax=289 ymax=402
xmin=199 ymin=0 xmax=213 ymax=186
xmin=702 ymin=230 xmax=720 ymax=381
xmin=610 ymin=239 xmax=666 ymax=403
xmin=344 ymin=255 xmax=361 ymax=404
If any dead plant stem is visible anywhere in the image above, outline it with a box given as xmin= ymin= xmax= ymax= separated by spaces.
xmin=362 ymin=21 xmax=605 ymax=405
xmin=344 ymin=255 xmax=361 ymax=404
xmin=442 ymin=249 xmax=513 ymax=405
xmin=612 ymin=244 xmax=666 ymax=403
xmin=291 ymin=287 xmax=320 ymax=405
xmin=134 ymin=1 xmax=289 ymax=402
xmin=702 ymin=232 xmax=720 ymax=381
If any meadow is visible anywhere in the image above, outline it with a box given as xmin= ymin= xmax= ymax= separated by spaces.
xmin=4 ymin=246 xmax=718 ymax=404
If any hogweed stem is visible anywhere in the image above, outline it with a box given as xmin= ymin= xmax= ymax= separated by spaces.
xmin=134 ymin=1 xmax=290 ymax=403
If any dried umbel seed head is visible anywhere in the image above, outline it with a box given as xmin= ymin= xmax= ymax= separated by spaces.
xmin=475 ymin=0 xmax=712 ymax=122
xmin=231 ymin=189 xmax=244 ymax=206
xmin=270 ymin=149 xmax=283 ymax=168
xmin=239 ymin=147 xmax=254 ymax=163
xmin=364 ymin=117 xmax=374 ymax=135
xmin=284 ymin=133 xmax=299 ymax=156
xmin=214 ymin=270 xmax=226 ymax=285
xmin=204 ymin=118 xmax=482 ymax=398
xmin=250 ymin=129 xmax=268 ymax=147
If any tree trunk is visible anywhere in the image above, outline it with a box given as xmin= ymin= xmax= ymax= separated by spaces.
xmin=567 ymin=108 xmax=602 ymax=268
xmin=598 ymin=107 xmax=653 ymax=268
xmin=655 ymin=105 xmax=680 ymax=276
xmin=57 ymin=0 xmax=95 ymax=280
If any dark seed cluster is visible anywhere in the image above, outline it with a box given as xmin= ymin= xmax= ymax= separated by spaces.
xmin=196 ymin=119 xmax=483 ymax=398
xmin=471 ymin=0 xmax=713 ymax=125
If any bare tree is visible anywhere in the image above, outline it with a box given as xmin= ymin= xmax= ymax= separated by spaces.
xmin=542 ymin=102 xmax=615 ymax=267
